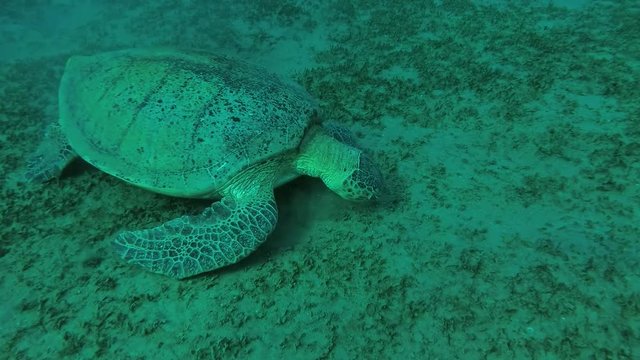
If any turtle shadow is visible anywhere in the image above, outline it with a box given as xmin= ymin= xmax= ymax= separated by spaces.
xmin=61 ymin=157 xmax=97 ymax=178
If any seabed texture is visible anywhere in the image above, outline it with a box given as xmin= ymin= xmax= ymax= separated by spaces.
xmin=1 ymin=0 xmax=639 ymax=359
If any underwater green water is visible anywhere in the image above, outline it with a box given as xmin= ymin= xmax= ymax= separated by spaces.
xmin=0 ymin=0 xmax=638 ymax=359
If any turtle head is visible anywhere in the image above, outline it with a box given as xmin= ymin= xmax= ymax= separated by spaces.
xmin=331 ymin=151 xmax=385 ymax=201
xmin=297 ymin=126 xmax=385 ymax=202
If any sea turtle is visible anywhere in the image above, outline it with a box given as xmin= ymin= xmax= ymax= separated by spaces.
xmin=26 ymin=48 xmax=384 ymax=279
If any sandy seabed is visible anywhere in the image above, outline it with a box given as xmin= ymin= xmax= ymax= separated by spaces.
xmin=1 ymin=0 xmax=638 ymax=359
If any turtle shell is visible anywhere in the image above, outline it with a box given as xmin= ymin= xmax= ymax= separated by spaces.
xmin=59 ymin=48 xmax=318 ymax=197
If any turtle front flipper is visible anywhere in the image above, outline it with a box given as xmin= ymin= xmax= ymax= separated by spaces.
xmin=113 ymin=192 xmax=278 ymax=279
xmin=25 ymin=123 xmax=77 ymax=182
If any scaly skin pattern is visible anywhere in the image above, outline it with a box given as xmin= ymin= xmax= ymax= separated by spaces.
xmin=113 ymin=195 xmax=278 ymax=279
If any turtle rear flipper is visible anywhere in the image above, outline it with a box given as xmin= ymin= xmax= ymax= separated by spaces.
xmin=113 ymin=191 xmax=278 ymax=279
xmin=25 ymin=123 xmax=76 ymax=182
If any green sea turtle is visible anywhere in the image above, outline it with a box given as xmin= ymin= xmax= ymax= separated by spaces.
xmin=26 ymin=48 xmax=384 ymax=279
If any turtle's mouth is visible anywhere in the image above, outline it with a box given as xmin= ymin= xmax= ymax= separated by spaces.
xmin=342 ymin=153 xmax=385 ymax=202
